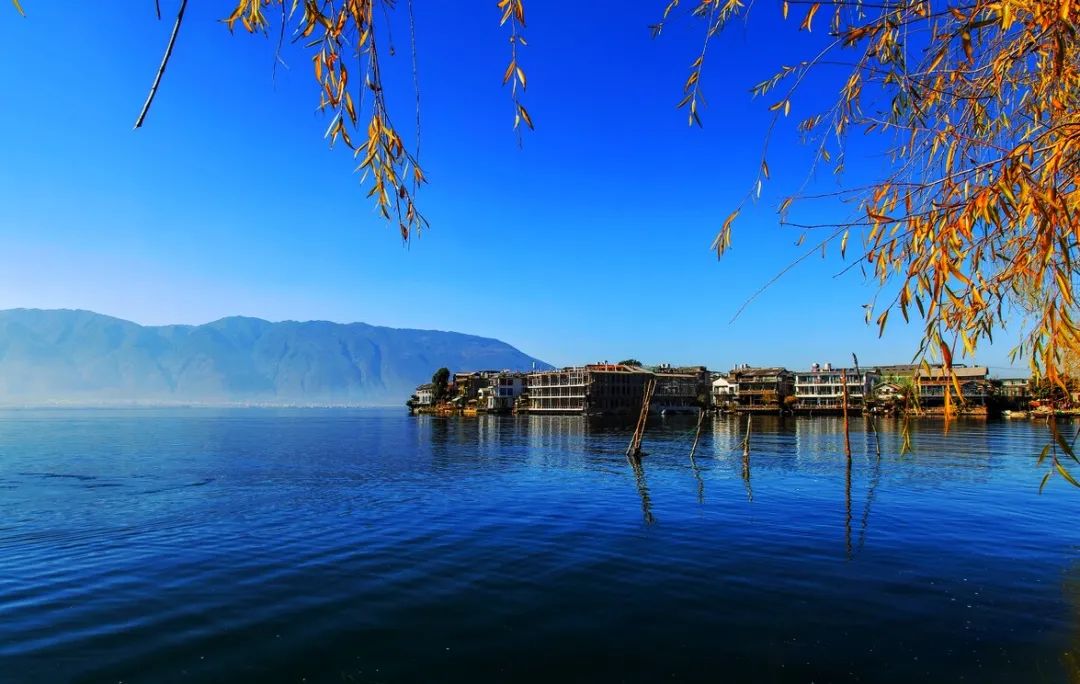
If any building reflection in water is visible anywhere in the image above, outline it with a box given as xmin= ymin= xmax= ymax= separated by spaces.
xmin=425 ymin=410 xmax=1006 ymax=557
xmin=525 ymin=415 xmax=588 ymax=469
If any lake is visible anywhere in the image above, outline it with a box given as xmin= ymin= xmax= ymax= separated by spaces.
xmin=0 ymin=409 xmax=1078 ymax=682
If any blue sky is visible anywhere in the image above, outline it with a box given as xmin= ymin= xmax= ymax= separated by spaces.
xmin=0 ymin=2 xmax=1027 ymax=374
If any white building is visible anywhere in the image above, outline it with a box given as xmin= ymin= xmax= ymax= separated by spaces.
xmin=711 ymin=375 xmax=736 ymax=407
xmin=415 ymin=383 xmax=434 ymax=406
xmin=794 ymin=363 xmax=879 ymax=411
xmin=480 ymin=372 xmax=526 ymax=412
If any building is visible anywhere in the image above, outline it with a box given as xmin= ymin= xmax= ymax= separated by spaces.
xmin=652 ymin=365 xmax=711 ymax=414
xmin=874 ymin=364 xmax=991 ymax=408
xmin=477 ymin=372 xmax=527 ymax=412
xmin=874 ymin=380 xmax=908 ymax=405
xmin=793 ymin=363 xmax=880 ymax=412
xmin=415 ymin=383 xmax=434 ymax=407
xmin=997 ymin=377 xmax=1030 ymax=400
xmin=711 ymin=374 xmax=736 ymax=409
xmin=731 ymin=365 xmax=794 ymax=411
xmin=451 ymin=371 xmax=491 ymax=403
xmin=526 ymin=363 xmax=653 ymax=416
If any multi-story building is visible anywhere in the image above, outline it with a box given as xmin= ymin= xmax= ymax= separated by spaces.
xmin=731 ymin=365 xmax=794 ymax=411
xmin=793 ymin=363 xmax=880 ymax=412
xmin=997 ymin=377 xmax=1030 ymax=400
xmin=414 ymin=383 xmax=434 ymax=407
xmin=526 ymin=363 xmax=653 ymax=416
xmin=478 ymin=372 xmax=527 ymax=412
xmin=874 ymin=364 xmax=991 ymax=408
xmin=711 ymin=374 xmax=736 ymax=409
xmin=652 ymin=365 xmax=711 ymax=414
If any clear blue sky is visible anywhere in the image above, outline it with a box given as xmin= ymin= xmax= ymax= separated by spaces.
xmin=0 ymin=2 xmax=1026 ymax=374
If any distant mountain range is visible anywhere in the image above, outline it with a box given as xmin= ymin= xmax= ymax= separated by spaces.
xmin=0 ymin=309 xmax=550 ymax=406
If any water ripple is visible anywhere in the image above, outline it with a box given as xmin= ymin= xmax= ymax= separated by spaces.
xmin=0 ymin=409 xmax=1077 ymax=682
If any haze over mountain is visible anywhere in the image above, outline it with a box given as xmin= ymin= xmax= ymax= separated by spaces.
xmin=0 ymin=309 xmax=549 ymax=406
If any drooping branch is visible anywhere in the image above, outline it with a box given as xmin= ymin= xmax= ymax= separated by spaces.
xmin=134 ymin=0 xmax=188 ymax=130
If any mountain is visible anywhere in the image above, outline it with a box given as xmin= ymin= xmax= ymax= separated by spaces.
xmin=0 ymin=309 xmax=551 ymax=406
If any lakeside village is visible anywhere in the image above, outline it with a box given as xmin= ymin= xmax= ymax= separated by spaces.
xmin=406 ymin=361 xmax=1072 ymax=420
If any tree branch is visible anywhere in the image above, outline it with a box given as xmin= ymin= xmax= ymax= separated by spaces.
xmin=134 ymin=0 xmax=188 ymax=130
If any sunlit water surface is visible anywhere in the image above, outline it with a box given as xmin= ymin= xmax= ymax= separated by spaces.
xmin=1 ymin=409 xmax=1079 ymax=682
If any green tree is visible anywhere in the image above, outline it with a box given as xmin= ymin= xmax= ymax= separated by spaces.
xmin=432 ymin=367 xmax=450 ymax=402
xmin=618 ymin=359 xmax=643 ymax=367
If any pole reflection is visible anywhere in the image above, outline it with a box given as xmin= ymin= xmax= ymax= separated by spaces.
xmin=688 ymin=450 xmax=705 ymax=505
xmin=741 ymin=449 xmax=753 ymax=503
xmin=857 ymin=442 xmax=884 ymax=554
xmin=628 ymin=454 xmax=655 ymax=525
xmin=845 ymin=451 xmax=853 ymax=560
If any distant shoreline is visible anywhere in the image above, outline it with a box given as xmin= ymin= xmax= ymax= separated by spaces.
xmin=0 ymin=402 xmax=401 ymax=410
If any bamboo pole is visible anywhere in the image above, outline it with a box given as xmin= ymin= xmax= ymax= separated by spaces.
xmin=626 ymin=378 xmax=656 ymax=459
xmin=742 ymin=412 xmax=751 ymax=457
xmin=689 ymin=407 xmax=706 ymax=461
xmin=841 ymin=368 xmax=852 ymax=458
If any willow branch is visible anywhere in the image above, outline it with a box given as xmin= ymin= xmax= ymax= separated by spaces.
xmin=134 ymin=0 xmax=188 ymax=130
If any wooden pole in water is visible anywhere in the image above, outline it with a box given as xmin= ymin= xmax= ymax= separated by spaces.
xmin=689 ymin=406 xmax=706 ymax=461
xmin=841 ymin=368 xmax=852 ymax=458
xmin=742 ymin=412 xmax=751 ymax=457
xmin=741 ymin=413 xmax=753 ymax=501
xmin=627 ymin=378 xmax=656 ymax=459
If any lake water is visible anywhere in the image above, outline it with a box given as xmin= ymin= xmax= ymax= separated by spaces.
xmin=1 ymin=409 xmax=1078 ymax=682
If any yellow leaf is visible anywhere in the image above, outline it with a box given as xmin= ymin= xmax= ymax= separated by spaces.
xmin=801 ymin=2 xmax=820 ymax=31
xmin=517 ymin=104 xmax=533 ymax=130
xmin=1056 ymin=461 xmax=1080 ymax=488
xmin=712 ymin=210 xmax=739 ymax=255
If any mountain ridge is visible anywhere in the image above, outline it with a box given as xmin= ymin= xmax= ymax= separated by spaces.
xmin=0 ymin=309 xmax=550 ymax=406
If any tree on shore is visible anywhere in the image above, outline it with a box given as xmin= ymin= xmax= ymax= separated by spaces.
xmin=618 ymin=359 xmax=643 ymax=368
xmin=432 ymin=367 xmax=450 ymax=402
